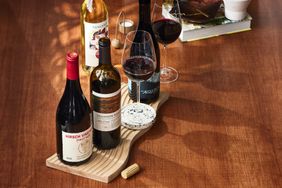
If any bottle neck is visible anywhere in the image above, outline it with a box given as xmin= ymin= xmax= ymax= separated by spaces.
xmin=99 ymin=45 xmax=112 ymax=65
xmin=66 ymin=56 xmax=82 ymax=92
xmin=139 ymin=0 xmax=151 ymax=25
xmin=65 ymin=79 xmax=81 ymax=92
xmin=67 ymin=60 xmax=79 ymax=80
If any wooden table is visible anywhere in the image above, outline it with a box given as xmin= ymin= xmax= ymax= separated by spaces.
xmin=0 ymin=0 xmax=281 ymax=187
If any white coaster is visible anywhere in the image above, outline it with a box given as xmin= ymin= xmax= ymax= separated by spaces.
xmin=121 ymin=103 xmax=156 ymax=130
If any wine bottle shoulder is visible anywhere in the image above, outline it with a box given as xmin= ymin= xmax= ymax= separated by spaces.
xmin=137 ymin=24 xmax=159 ymax=44
xmin=90 ymin=67 xmax=120 ymax=94
xmin=91 ymin=65 xmax=121 ymax=80
xmin=56 ymin=86 xmax=90 ymax=125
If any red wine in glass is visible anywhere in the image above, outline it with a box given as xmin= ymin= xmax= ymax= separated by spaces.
xmin=123 ymin=56 xmax=155 ymax=81
xmin=152 ymin=18 xmax=182 ymax=45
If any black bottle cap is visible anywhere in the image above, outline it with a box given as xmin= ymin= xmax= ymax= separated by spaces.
xmin=98 ymin=37 xmax=112 ymax=65
xmin=99 ymin=37 xmax=111 ymax=48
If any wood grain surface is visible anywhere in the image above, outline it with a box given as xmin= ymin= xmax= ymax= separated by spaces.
xmin=0 ymin=0 xmax=281 ymax=187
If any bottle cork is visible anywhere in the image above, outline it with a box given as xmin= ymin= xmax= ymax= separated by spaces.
xmin=121 ymin=163 xmax=140 ymax=179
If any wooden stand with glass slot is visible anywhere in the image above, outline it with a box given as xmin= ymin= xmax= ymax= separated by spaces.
xmin=46 ymin=83 xmax=169 ymax=183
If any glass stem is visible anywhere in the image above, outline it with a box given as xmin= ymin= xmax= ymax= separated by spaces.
xmin=163 ymin=44 xmax=167 ymax=71
xmin=136 ymin=81 xmax=141 ymax=103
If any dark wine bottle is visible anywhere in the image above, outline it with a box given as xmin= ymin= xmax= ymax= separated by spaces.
xmin=56 ymin=52 xmax=93 ymax=165
xmin=128 ymin=0 xmax=161 ymax=103
xmin=90 ymin=37 xmax=121 ymax=150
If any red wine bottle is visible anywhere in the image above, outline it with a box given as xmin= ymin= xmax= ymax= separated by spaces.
xmin=56 ymin=52 xmax=93 ymax=165
xmin=128 ymin=0 xmax=160 ymax=103
xmin=90 ymin=37 xmax=121 ymax=149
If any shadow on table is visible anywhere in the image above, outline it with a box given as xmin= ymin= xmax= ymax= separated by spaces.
xmin=163 ymin=97 xmax=258 ymax=128
xmin=119 ymin=149 xmax=218 ymax=188
xmin=126 ymin=96 xmax=255 ymax=160
xmin=179 ymin=69 xmax=251 ymax=92
xmin=142 ymin=112 xmax=169 ymax=141
xmin=182 ymin=130 xmax=236 ymax=159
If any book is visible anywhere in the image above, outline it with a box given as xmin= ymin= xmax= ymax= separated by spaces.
xmin=162 ymin=4 xmax=252 ymax=42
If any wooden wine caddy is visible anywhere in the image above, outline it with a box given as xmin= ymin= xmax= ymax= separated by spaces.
xmin=46 ymin=83 xmax=169 ymax=183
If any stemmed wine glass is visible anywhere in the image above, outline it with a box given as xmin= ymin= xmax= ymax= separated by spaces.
xmin=121 ymin=30 xmax=157 ymax=130
xmin=152 ymin=0 xmax=182 ymax=83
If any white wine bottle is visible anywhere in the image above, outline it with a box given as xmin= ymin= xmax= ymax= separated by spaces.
xmin=81 ymin=0 xmax=108 ymax=74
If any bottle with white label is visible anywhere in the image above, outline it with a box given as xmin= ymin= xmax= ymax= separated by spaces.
xmin=90 ymin=37 xmax=121 ymax=149
xmin=81 ymin=0 xmax=108 ymax=74
xmin=56 ymin=52 xmax=93 ymax=165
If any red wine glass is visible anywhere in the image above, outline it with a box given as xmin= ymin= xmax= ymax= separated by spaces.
xmin=121 ymin=30 xmax=157 ymax=130
xmin=152 ymin=0 xmax=182 ymax=83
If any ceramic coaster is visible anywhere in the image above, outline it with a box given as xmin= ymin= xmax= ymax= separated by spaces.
xmin=121 ymin=103 xmax=156 ymax=130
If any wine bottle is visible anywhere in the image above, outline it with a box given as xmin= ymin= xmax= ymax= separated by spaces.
xmin=90 ymin=37 xmax=121 ymax=149
xmin=128 ymin=0 xmax=160 ymax=103
xmin=56 ymin=52 xmax=93 ymax=165
xmin=81 ymin=0 xmax=109 ymax=74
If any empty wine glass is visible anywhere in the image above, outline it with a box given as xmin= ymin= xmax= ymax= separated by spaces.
xmin=152 ymin=0 xmax=182 ymax=83
xmin=121 ymin=30 xmax=157 ymax=130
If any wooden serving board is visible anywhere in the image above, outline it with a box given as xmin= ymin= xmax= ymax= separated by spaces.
xmin=46 ymin=83 xmax=169 ymax=183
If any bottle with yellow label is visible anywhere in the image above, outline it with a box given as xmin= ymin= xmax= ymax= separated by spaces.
xmin=81 ymin=0 xmax=108 ymax=74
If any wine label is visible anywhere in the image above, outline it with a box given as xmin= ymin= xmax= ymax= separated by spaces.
xmin=62 ymin=126 xmax=92 ymax=162
xmin=92 ymin=89 xmax=121 ymax=132
xmin=128 ymin=72 xmax=160 ymax=99
xmin=84 ymin=19 xmax=108 ymax=67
